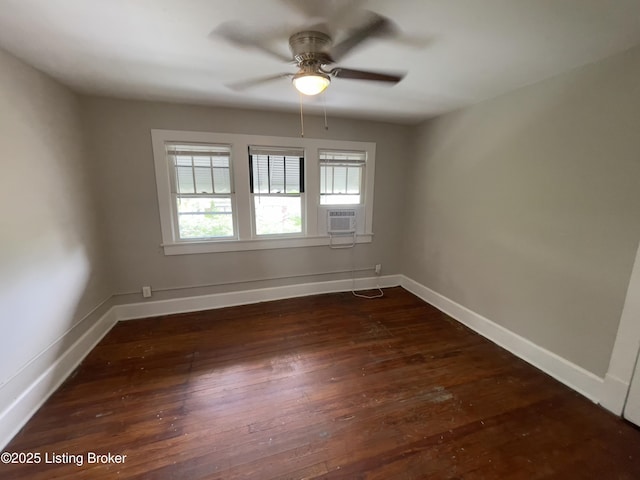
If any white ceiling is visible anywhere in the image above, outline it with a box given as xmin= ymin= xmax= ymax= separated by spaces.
xmin=1 ymin=0 xmax=640 ymax=124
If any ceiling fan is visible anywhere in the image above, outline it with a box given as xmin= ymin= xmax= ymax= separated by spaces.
xmin=215 ymin=10 xmax=406 ymax=96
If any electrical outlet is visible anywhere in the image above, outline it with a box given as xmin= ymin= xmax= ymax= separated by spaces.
xmin=142 ymin=286 xmax=152 ymax=298
xmin=375 ymin=264 xmax=382 ymax=275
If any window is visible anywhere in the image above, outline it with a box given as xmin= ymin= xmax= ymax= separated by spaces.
xmin=167 ymin=143 xmax=234 ymax=240
xmin=151 ymin=130 xmax=376 ymax=254
xmin=319 ymin=150 xmax=366 ymax=205
xmin=249 ymin=147 xmax=304 ymax=236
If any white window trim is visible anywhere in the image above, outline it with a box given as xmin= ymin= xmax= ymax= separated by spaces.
xmin=151 ymin=129 xmax=375 ymax=255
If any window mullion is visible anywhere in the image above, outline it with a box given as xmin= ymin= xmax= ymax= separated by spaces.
xmin=209 ymin=156 xmax=215 ymax=194
xmin=190 ymin=156 xmax=196 ymax=193
xmin=343 ymin=166 xmax=348 ymax=193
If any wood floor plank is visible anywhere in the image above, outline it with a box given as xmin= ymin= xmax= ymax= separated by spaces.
xmin=2 ymin=287 xmax=639 ymax=479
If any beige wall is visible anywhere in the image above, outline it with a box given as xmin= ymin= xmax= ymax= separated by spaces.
xmin=81 ymin=97 xmax=411 ymax=301
xmin=0 ymin=49 xmax=111 ymax=394
xmin=403 ymin=46 xmax=640 ymax=376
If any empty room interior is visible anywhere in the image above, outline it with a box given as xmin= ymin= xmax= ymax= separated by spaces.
xmin=2 ymin=0 xmax=640 ymax=478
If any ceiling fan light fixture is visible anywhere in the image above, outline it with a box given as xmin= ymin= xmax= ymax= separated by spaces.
xmin=292 ymin=72 xmax=330 ymax=95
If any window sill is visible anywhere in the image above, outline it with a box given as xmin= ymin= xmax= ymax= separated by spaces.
xmin=161 ymin=234 xmax=374 ymax=255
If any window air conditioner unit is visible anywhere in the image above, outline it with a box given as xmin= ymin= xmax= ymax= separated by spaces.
xmin=327 ymin=209 xmax=357 ymax=234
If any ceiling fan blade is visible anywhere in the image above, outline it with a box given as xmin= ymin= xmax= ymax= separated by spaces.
xmin=280 ymin=0 xmax=365 ymax=24
xmin=226 ymin=73 xmax=293 ymax=91
xmin=329 ymin=67 xmax=405 ymax=84
xmin=280 ymin=0 xmax=331 ymax=19
xmin=211 ymin=23 xmax=292 ymax=62
xmin=329 ymin=10 xmax=395 ymax=61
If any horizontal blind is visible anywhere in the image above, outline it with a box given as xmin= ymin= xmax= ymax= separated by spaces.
xmin=319 ymin=150 xmax=366 ymax=165
xmin=249 ymin=146 xmax=304 ymax=194
xmin=167 ymin=143 xmax=231 ymax=157
xmin=167 ymin=143 xmax=232 ymax=195
xmin=320 ymin=150 xmax=365 ymax=197
xmin=249 ymin=146 xmax=304 ymax=158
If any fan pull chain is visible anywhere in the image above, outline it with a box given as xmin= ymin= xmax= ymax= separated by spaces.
xmin=299 ymin=92 xmax=304 ymax=137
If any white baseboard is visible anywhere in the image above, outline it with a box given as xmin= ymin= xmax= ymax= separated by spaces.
xmin=116 ymin=274 xmax=403 ymax=321
xmin=400 ymin=275 xmax=605 ymax=403
xmin=0 ymin=308 xmax=118 ymax=451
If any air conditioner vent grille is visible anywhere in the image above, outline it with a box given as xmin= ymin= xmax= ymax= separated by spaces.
xmin=328 ymin=209 xmax=356 ymax=233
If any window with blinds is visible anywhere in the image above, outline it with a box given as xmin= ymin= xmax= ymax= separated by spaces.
xmin=167 ymin=143 xmax=234 ymax=239
xmin=248 ymin=146 xmax=304 ymax=236
xmin=319 ymin=150 xmax=366 ymax=205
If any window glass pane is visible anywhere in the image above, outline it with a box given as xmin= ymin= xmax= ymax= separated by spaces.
xmin=177 ymin=197 xmax=234 ymax=238
xmin=320 ymin=164 xmax=362 ymax=204
xmin=320 ymin=166 xmax=328 ymax=194
xmin=194 ymin=167 xmax=213 ymax=193
xmin=213 ymin=167 xmax=231 ymax=193
xmin=253 ymin=195 xmax=302 ymax=235
xmin=176 ymin=166 xmax=195 ymax=193
xmin=333 ymin=166 xmax=347 ymax=193
xmin=346 ymin=167 xmax=361 ymax=194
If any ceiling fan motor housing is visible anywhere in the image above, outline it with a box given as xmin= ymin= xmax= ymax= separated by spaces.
xmin=289 ymin=31 xmax=333 ymax=67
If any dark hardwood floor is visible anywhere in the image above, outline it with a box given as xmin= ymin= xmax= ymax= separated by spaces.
xmin=2 ymin=287 xmax=639 ymax=479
